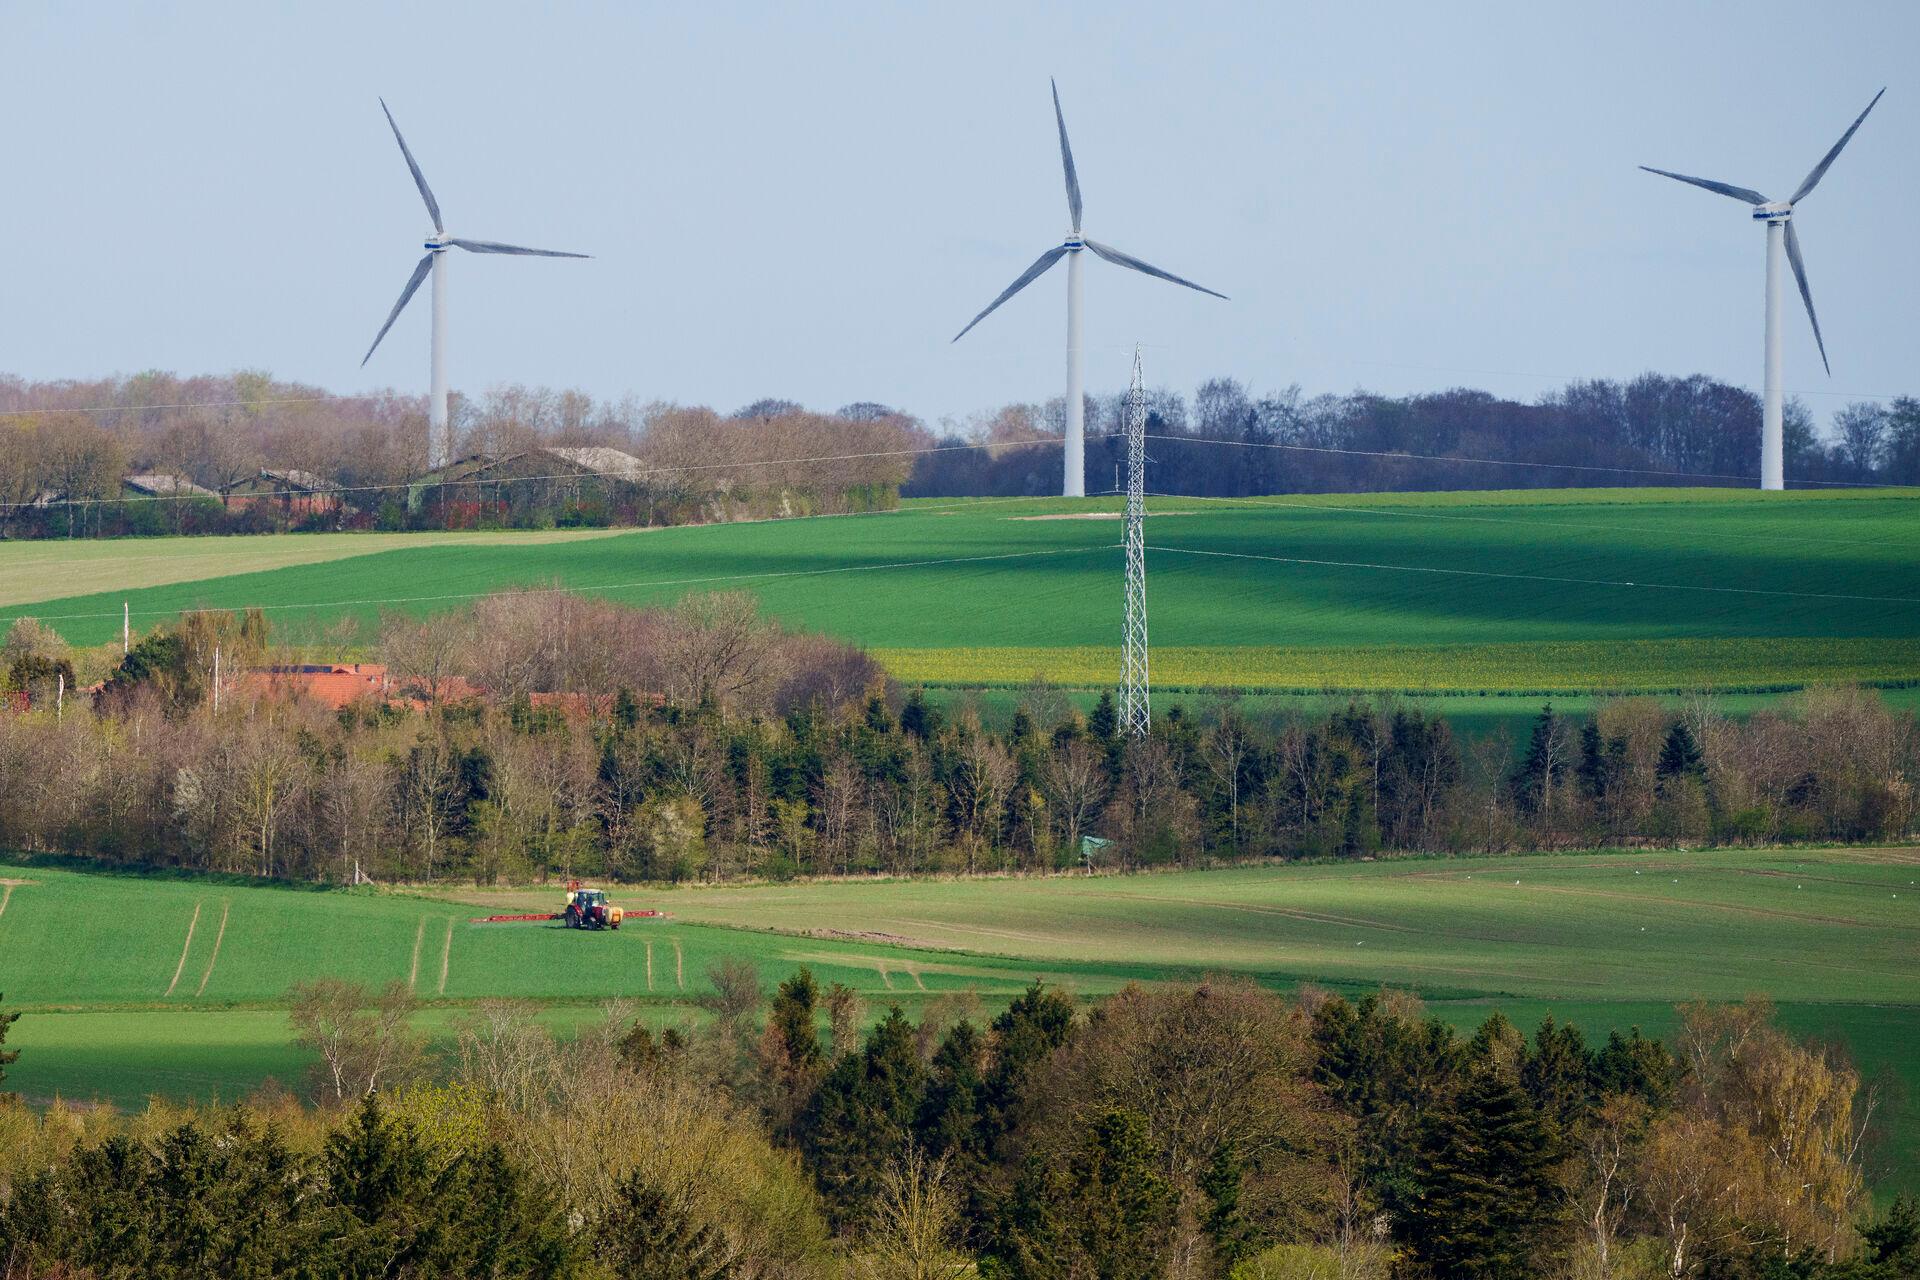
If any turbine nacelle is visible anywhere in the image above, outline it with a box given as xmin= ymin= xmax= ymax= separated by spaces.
xmin=1640 ymin=87 xmax=1884 ymax=383
xmin=361 ymin=98 xmax=589 ymax=373
xmin=1063 ymin=232 xmax=1086 ymax=251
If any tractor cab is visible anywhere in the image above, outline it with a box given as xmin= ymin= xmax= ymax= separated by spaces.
xmin=562 ymin=884 xmax=624 ymax=930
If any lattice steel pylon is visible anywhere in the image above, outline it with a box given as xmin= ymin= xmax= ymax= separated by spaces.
xmin=1119 ymin=346 xmax=1151 ymax=738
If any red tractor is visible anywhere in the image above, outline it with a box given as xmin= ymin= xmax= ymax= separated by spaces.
xmin=562 ymin=884 xmax=622 ymax=930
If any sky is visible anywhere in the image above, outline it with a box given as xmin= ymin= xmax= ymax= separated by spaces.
xmin=2 ymin=1 xmax=1915 ymax=431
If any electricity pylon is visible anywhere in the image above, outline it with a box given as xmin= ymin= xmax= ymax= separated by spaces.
xmin=1119 ymin=346 xmax=1150 ymax=738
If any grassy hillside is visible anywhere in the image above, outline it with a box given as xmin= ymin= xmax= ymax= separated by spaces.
xmin=2 ymin=487 xmax=1916 ymax=693
xmin=3 ymin=849 xmax=1916 ymax=1186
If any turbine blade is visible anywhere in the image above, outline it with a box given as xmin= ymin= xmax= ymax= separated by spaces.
xmin=951 ymin=246 xmax=1070 ymax=342
xmin=1637 ymin=166 xmax=1767 ymax=205
xmin=1789 ymin=87 xmax=1885 ymax=204
xmin=361 ymin=253 xmax=435 ymax=366
xmin=1783 ymin=221 xmax=1830 ymax=375
xmin=380 ymin=98 xmax=443 ymax=233
xmin=1083 ymin=239 xmax=1228 ymax=300
xmin=447 ymin=238 xmax=590 ymax=258
xmin=1051 ymin=78 xmax=1082 ymax=233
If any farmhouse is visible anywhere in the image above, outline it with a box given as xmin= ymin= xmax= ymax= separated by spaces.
xmin=407 ymin=445 xmax=648 ymax=523
xmin=235 ymin=662 xmax=630 ymax=718
xmin=238 ymin=663 xmax=391 ymax=710
xmin=121 ymin=473 xmax=218 ymax=500
xmin=220 ymin=468 xmax=349 ymax=518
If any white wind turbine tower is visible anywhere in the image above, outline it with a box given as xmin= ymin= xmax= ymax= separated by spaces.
xmin=953 ymin=80 xmax=1227 ymax=498
xmin=1640 ymin=89 xmax=1883 ymax=490
xmin=362 ymin=99 xmax=590 ymax=469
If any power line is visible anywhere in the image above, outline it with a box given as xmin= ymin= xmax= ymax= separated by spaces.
xmin=1140 ymin=491 xmax=1909 ymax=551
xmin=1133 ymin=433 xmax=1911 ymax=490
xmin=1145 ymin=544 xmax=1920 ymax=606
xmin=0 ymin=435 xmax=1098 ymax=512
xmin=0 ymin=544 xmax=1111 ymax=627
xmin=1337 ymin=359 xmax=1909 ymax=404
xmin=0 ymin=394 xmax=405 ymax=419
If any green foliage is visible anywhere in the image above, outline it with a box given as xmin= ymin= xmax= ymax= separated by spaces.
xmin=769 ymin=966 xmax=823 ymax=1071
xmin=980 ymin=982 xmax=1076 ymax=1157
xmin=1403 ymin=1067 xmax=1563 ymax=1279
xmin=1202 ymin=1141 xmax=1258 ymax=1268
xmin=991 ymin=1107 xmax=1176 ymax=1280
xmin=321 ymin=1095 xmax=576 ymax=1277
xmin=597 ymin=1169 xmax=736 ymax=1280
xmin=801 ymin=1006 xmax=926 ymax=1226
xmin=1591 ymin=1026 xmax=1678 ymax=1108
xmin=1657 ymin=719 xmax=1706 ymax=786
xmin=0 ymin=1116 xmax=317 ymax=1278
xmin=1520 ymin=1015 xmax=1592 ymax=1134
xmin=0 ymin=992 xmax=16 ymax=1095
xmin=913 ymin=1019 xmax=988 ymax=1195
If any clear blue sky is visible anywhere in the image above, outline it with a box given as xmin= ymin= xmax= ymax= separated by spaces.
xmin=2 ymin=1 xmax=1913 ymax=428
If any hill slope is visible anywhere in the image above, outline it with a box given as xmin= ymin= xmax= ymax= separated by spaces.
xmin=2 ymin=488 xmax=1916 ymax=692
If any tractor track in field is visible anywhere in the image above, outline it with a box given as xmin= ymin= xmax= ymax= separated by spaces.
xmin=164 ymin=903 xmax=202 ymax=997
xmin=1517 ymin=883 xmax=1903 ymax=930
xmin=194 ymin=901 xmax=230 ymax=998
xmin=437 ymin=918 xmax=454 ymax=995
xmin=644 ymin=940 xmax=654 ymax=991
xmin=674 ymin=940 xmax=684 ymax=989
xmin=408 ymin=917 xmax=426 ymax=990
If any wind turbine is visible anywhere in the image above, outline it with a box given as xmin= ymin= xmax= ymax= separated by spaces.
xmin=362 ymin=98 xmax=589 ymax=469
xmin=953 ymin=80 xmax=1227 ymax=498
xmin=1640 ymin=89 xmax=1883 ymax=490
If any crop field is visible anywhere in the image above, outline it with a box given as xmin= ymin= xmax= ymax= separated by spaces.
xmin=3 ymin=849 xmax=1917 ymax=1186
xmin=1 ymin=486 xmax=1916 ymax=694
xmin=0 ymin=527 xmax=623 ymax=610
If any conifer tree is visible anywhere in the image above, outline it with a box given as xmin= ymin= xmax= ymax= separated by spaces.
xmin=1404 ymin=1067 xmax=1564 ymax=1279
xmin=1656 ymin=721 xmax=1705 ymax=788
xmin=599 ymin=1172 xmax=735 ymax=1280
xmin=993 ymin=1108 xmax=1174 ymax=1280
xmin=980 ymin=982 xmax=1076 ymax=1157
xmin=800 ymin=1006 xmax=926 ymax=1226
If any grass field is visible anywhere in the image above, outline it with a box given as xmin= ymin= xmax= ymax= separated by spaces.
xmin=3 ymin=849 xmax=1917 ymax=1187
xmin=2 ymin=487 xmax=1916 ymax=693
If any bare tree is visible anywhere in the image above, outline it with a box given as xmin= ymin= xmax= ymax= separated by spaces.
xmin=287 ymin=978 xmax=425 ymax=1104
xmin=853 ymin=1142 xmax=972 ymax=1280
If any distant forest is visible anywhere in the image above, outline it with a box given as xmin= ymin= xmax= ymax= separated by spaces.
xmin=0 ymin=370 xmax=1914 ymax=539
xmin=909 ymin=375 xmax=1920 ymax=497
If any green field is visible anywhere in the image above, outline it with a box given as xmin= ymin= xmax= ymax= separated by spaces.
xmin=4 ymin=849 xmax=1917 ymax=1187
xmin=2 ymin=487 xmax=1917 ymax=693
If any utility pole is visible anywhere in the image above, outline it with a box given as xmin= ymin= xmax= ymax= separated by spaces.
xmin=1119 ymin=346 xmax=1150 ymax=739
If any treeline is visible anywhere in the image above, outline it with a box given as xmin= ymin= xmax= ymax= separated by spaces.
xmin=0 ymin=373 xmax=915 ymax=538
xmin=2 ymin=595 xmax=1914 ymax=885
xmin=906 ymin=375 xmax=1920 ymax=496
xmin=7 ymin=366 xmax=1917 ymax=541
xmin=1 ymin=977 xmax=1912 ymax=1278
